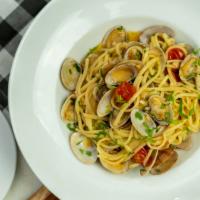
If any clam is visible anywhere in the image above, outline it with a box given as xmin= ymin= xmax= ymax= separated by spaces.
xmin=140 ymin=25 xmax=175 ymax=44
xmin=109 ymin=109 xmax=129 ymax=128
xmin=70 ymin=132 xmax=97 ymax=164
xmin=60 ymin=58 xmax=81 ymax=91
xmin=105 ymin=61 xmax=139 ymax=88
xmin=179 ymin=55 xmax=198 ymax=84
xmin=100 ymin=159 xmax=128 ymax=174
xmin=150 ymin=148 xmax=178 ymax=175
xmin=148 ymin=95 xmax=173 ymax=125
xmin=61 ymin=95 xmax=76 ymax=123
xmin=97 ymin=90 xmax=113 ymax=117
xmin=131 ymin=108 xmax=157 ymax=137
xmin=93 ymin=84 xmax=107 ymax=101
xmin=124 ymin=42 xmax=146 ymax=60
xmin=101 ymin=25 xmax=127 ymax=48
xmin=176 ymin=136 xmax=192 ymax=150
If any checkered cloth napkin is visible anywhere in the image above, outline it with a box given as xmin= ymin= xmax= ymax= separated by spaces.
xmin=0 ymin=0 xmax=50 ymax=118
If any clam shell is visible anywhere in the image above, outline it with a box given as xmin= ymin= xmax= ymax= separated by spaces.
xmin=97 ymin=90 xmax=113 ymax=117
xmin=140 ymin=25 xmax=175 ymax=44
xmin=70 ymin=132 xmax=97 ymax=164
xmin=131 ymin=108 xmax=156 ymax=137
xmin=105 ymin=60 xmax=140 ymax=88
xmin=60 ymin=58 xmax=81 ymax=91
xmin=101 ymin=25 xmax=127 ymax=48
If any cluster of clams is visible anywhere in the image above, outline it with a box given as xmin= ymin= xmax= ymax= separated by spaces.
xmin=60 ymin=25 xmax=194 ymax=174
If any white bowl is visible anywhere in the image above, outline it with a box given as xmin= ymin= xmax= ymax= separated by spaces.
xmin=9 ymin=0 xmax=200 ymax=199
xmin=0 ymin=111 xmax=16 ymax=199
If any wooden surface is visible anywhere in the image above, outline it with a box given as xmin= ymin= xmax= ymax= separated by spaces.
xmin=28 ymin=187 xmax=59 ymax=200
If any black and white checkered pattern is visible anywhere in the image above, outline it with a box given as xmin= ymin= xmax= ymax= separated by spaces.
xmin=0 ymin=0 xmax=50 ymax=119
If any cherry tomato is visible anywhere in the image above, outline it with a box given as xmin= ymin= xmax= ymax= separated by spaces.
xmin=115 ymin=82 xmax=136 ymax=101
xmin=167 ymin=48 xmax=185 ymax=60
xmin=132 ymin=147 xmax=149 ymax=165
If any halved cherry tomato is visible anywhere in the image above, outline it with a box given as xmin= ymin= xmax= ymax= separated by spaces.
xmin=167 ymin=48 xmax=185 ymax=60
xmin=132 ymin=147 xmax=149 ymax=165
xmin=115 ymin=82 xmax=136 ymax=101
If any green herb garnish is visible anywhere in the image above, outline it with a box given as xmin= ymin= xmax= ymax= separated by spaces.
xmin=166 ymin=93 xmax=174 ymax=103
xmin=135 ymin=111 xmax=143 ymax=120
xmin=86 ymin=45 xmax=99 ymax=56
xmin=165 ymin=111 xmax=171 ymax=123
xmin=170 ymin=120 xmax=180 ymax=125
xmin=97 ymin=121 xmax=109 ymax=130
xmin=79 ymin=148 xmax=84 ymax=154
xmin=178 ymin=99 xmax=188 ymax=118
xmin=189 ymin=107 xmax=194 ymax=116
xmin=85 ymin=151 xmax=92 ymax=156
xmin=193 ymin=59 xmax=200 ymax=67
xmin=76 ymin=140 xmax=82 ymax=146
xmin=73 ymin=63 xmax=81 ymax=73
xmin=69 ymin=69 xmax=72 ymax=74
xmin=66 ymin=123 xmax=77 ymax=132
xmin=116 ymin=26 xmax=124 ymax=31
xmin=116 ymin=95 xmax=126 ymax=103
xmin=135 ymin=51 xmax=142 ymax=60
xmin=187 ymin=73 xmax=196 ymax=80
xmin=95 ymin=130 xmax=108 ymax=140
xmin=143 ymin=122 xmax=154 ymax=139
xmin=109 ymin=84 xmax=117 ymax=89
xmin=160 ymin=103 xmax=166 ymax=109
xmin=192 ymin=48 xmax=200 ymax=55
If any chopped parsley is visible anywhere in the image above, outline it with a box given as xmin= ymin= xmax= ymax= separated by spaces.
xmin=187 ymin=73 xmax=196 ymax=80
xmin=116 ymin=95 xmax=126 ymax=103
xmin=116 ymin=26 xmax=124 ymax=31
xmin=105 ymin=104 xmax=112 ymax=113
xmin=66 ymin=123 xmax=77 ymax=132
xmin=76 ymin=140 xmax=82 ymax=146
xmin=69 ymin=68 xmax=72 ymax=74
xmin=160 ymin=103 xmax=166 ymax=109
xmin=192 ymin=48 xmax=200 ymax=55
xmin=95 ymin=130 xmax=108 ymax=140
xmin=135 ymin=111 xmax=143 ymax=120
xmin=79 ymin=148 xmax=84 ymax=154
xmin=165 ymin=111 xmax=171 ymax=123
xmin=189 ymin=107 xmax=194 ymax=116
xmin=97 ymin=121 xmax=109 ymax=130
xmin=169 ymin=120 xmax=180 ymax=125
xmin=166 ymin=93 xmax=174 ymax=103
xmin=143 ymin=122 xmax=155 ymax=139
xmin=79 ymin=149 xmax=92 ymax=157
xmin=73 ymin=63 xmax=81 ymax=73
xmin=135 ymin=51 xmax=142 ymax=60
xmin=193 ymin=59 xmax=200 ymax=67
xmin=109 ymin=84 xmax=117 ymax=89
xmin=85 ymin=151 xmax=92 ymax=156
xmin=178 ymin=99 xmax=188 ymax=118
xmin=86 ymin=45 xmax=100 ymax=56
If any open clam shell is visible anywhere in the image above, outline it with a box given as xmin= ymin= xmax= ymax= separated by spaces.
xmin=60 ymin=58 xmax=81 ymax=91
xmin=70 ymin=132 xmax=97 ymax=164
xmin=140 ymin=25 xmax=175 ymax=44
xmin=101 ymin=25 xmax=127 ymax=48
